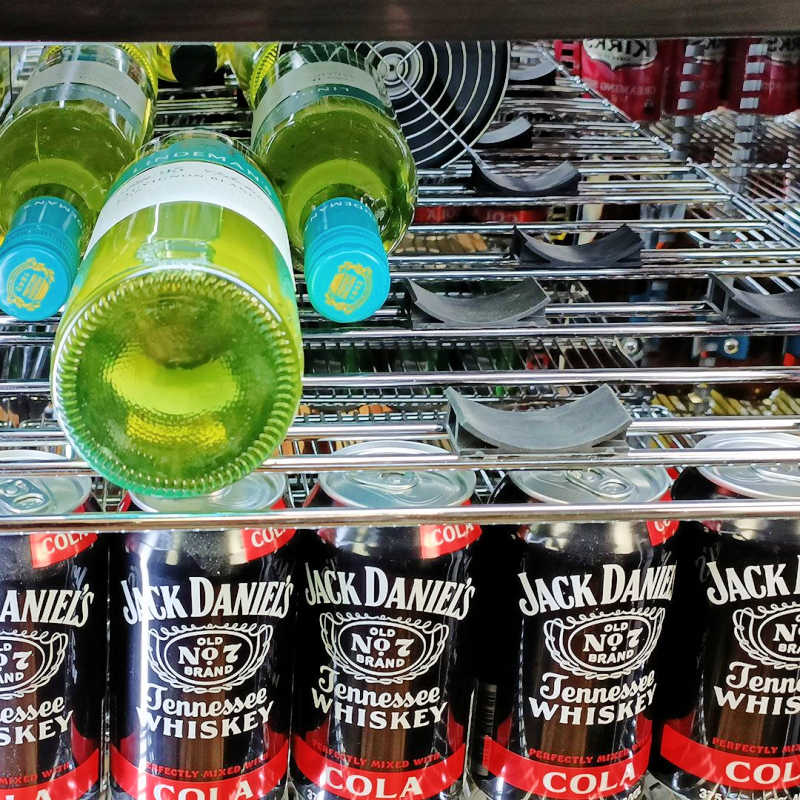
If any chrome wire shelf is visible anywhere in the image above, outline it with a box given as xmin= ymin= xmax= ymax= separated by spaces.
xmin=648 ymin=109 xmax=800 ymax=169
xmin=1 ymin=43 xmax=800 ymax=530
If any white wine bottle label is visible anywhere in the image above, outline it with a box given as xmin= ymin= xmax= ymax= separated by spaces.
xmin=16 ymin=59 xmax=149 ymax=126
xmin=87 ymin=159 xmax=294 ymax=284
xmin=252 ymin=60 xmax=384 ymax=143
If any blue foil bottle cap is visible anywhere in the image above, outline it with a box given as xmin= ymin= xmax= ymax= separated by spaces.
xmin=0 ymin=196 xmax=83 ymax=321
xmin=303 ymin=198 xmax=390 ymax=323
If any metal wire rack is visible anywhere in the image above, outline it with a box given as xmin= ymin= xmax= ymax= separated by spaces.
xmin=2 ymin=43 xmax=800 ymax=530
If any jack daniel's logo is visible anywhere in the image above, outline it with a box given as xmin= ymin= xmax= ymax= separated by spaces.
xmin=0 ymin=586 xmax=94 ymax=628
xmin=706 ymin=558 xmax=800 ymax=605
xmin=733 ymin=602 xmax=800 ymax=670
xmin=0 ymin=630 xmax=68 ymax=699
xmin=544 ymin=607 xmax=665 ymax=680
xmin=120 ymin=576 xmax=293 ymax=623
xmin=320 ymin=612 xmax=448 ymax=685
xmin=583 ymin=39 xmax=657 ymax=70
xmin=304 ymin=565 xmax=474 ymax=621
xmin=518 ymin=563 xmax=675 ymax=617
xmin=149 ymin=623 xmax=273 ymax=693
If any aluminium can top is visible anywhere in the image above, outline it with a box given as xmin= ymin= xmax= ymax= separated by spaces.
xmin=319 ymin=440 xmax=475 ymax=509
xmin=0 ymin=449 xmax=91 ymax=515
xmin=130 ymin=472 xmax=287 ymax=513
xmin=697 ymin=432 xmax=800 ymax=500
xmin=510 ymin=465 xmax=671 ymax=506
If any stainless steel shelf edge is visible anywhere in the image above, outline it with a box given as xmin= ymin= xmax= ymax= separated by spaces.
xmin=0 ymin=415 xmax=797 ymax=446
xmin=2 ymin=500 xmax=800 ymax=535
xmin=4 ymin=448 xmax=800 ymax=477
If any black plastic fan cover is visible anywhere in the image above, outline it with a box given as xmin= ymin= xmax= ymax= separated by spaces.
xmin=352 ymin=41 xmax=511 ymax=168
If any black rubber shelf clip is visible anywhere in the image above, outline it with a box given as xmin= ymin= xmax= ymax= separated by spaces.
xmin=477 ymin=117 xmax=534 ymax=148
xmin=407 ymin=278 xmax=550 ymax=329
xmin=511 ymin=224 xmax=643 ymax=266
xmin=470 ymin=155 xmax=580 ymax=197
xmin=508 ymin=58 xmax=557 ymax=85
xmin=445 ymin=385 xmax=632 ymax=455
xmin=708 ymin=276 xmax=800 ymax=321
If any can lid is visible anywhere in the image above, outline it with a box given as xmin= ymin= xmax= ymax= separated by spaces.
xmin=0 ymin=450 xmax=91 ymax=514
xmin=130 ymin=472 xmax=287 ymax=513
xmin=510 ymin=465 xmax=671 ymax=505
xmin=319 ymin=441 xmax=475 ymax=508
xmin=696 ymin=432 xmax=800 ymax=499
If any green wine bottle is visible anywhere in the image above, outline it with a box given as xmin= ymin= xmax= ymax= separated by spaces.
xmin=51 ymin=130 xmax=303 ymax=497
xmin=227 ymin=42 xmax=280 ymax=105
xmin=155 ymin=43 xmax=227 ymax=86
xmin=251 ymin=43 xmax=417 ymax=322
xmin=0 ymin=48 xmax=11 ymax=118
xmin=0 ymin=43 xmax=157 ymax=321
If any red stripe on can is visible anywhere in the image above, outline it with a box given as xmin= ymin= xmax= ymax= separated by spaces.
xmin=646 ymin=490 xmax=678 ymax=546
xmin=661 ymin=725 xmax=800 ymax=791
xmin=29 ymin=498 xmax=97 ymax=568
xmin=482 ymin=736 xmax=650 ymax=800
xmin=293 ymin=735 xmax=465 ymax=800
xmin=1 ymin=749 xmax=99 ymax=800
xmin=414 ymin=206 xmax=462 ymax=224
xmin=110 ymin=742 xmax=289 ymax=800
xmin=241 ymin=498 xmax=296 ymax=560
xmin=419 ymin=500 xmax=481 ymax=558
xmin=472 ymin=208 xmax=547 ymax=224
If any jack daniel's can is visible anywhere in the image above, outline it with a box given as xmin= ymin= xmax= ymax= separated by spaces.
xmin=110 ymin=473 xmax=296 ymax=800
xmin=294 ymin=441 xmax=481 ymax=800
xmin=0 ymin=452 xmax=102 ymax=800
xmin=652 ymin=433 xmax=800 ymax=800
xmin=469 ymin=465 xmax=675 ymax=800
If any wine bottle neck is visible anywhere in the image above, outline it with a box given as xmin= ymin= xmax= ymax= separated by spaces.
xmin=0 ymin=195 xmax=83 ymax=320
xmin=302 ymin=196 xmax=390 ymax=323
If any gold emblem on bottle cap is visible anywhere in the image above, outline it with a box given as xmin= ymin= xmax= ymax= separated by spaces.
xmin=6 ymin=258 xmax=55 ymax=311
xmin=325 ymin=262 xmax=372 ymax=315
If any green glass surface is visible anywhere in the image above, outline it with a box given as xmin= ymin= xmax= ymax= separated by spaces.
xmin=52 ymin=131 xmax=303 ymax=497
xmin=251 ymin=44 xmax=417 ymax=256
xmin=0 ymin=44 xmax=156 ymax=243
xmin=227 ymin=43 xmax=280 ymax=105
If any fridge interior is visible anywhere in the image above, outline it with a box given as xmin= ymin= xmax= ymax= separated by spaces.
xmin=0 ymin=39 xmax=797 ymax=529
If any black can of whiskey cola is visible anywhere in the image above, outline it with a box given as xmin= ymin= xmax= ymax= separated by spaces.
xmin=293 ymin=441 xmax=481 ymax=800
xmin=652 ymin=432 xmax=800 ymax=800
xmin=0 ymin=451 xmax=102 ymax=800
xmin=110 ymin=472 xmax=296 ymax=800
xmin=469 ymin=465 xmax=676 ymax=800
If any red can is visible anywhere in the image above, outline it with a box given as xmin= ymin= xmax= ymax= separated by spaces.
xmin=413 ymin=205 xmax=463 ymax=224
xmin=726 ymin=37 xmax=800 ymax=115
xmin=468 ymin=464 xmax=676 ymax=800
xmin=471 ymin=207 xmax=547 ymax=224
xmin=0 ymin=451 xmax=103 ymax=800
xmin=112 ymin=472 xmax=295 ymax=800
xmin=580 ymin=38 xmax=665 ymax=121
xmin=294 ymin=441 xmax=481 ymax=800
xmin=553 ymin=40 xmax=582 ymax=76
xmin=652 ymin=432 xmax=800 ymax=800
xmin=663 ymin=38 xmax=726 ymax=115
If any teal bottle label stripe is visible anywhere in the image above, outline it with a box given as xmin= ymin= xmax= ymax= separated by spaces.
xmin=88 ymin=142 xmax=294 ymax=286
xmin=111 ymin=139 xmax=284 ymax=212
xmin=11 ymin=57 xmax=149 ymax=131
